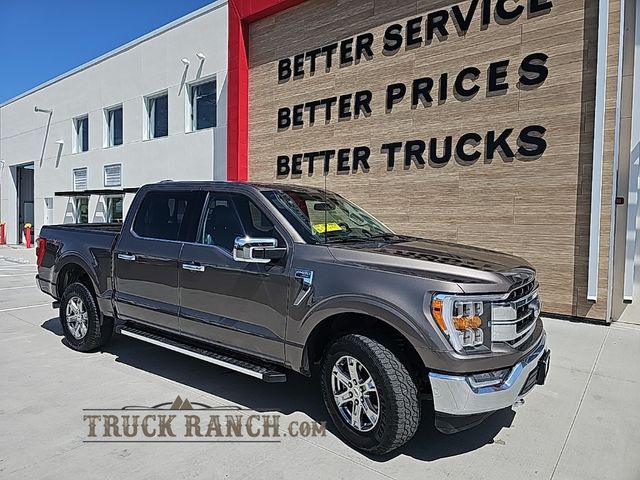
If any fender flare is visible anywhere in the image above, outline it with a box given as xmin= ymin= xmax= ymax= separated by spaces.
xmin=297 ymin=294 xmax=438 ymax=370
xmin=54 ymin=252 xmax=100 ymax=297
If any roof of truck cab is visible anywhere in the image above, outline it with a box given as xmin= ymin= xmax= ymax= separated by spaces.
xmin=145 ymin=181 xmax=330 ymax=194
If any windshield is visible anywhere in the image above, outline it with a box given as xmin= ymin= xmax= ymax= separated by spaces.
xmin=263 ymin=189 xmax=396 ymax=244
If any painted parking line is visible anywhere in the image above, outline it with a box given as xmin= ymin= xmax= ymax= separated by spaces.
xmin=0 ymin=273 xmax=37 ymax=277
xmin=0 ymin=285 xmax=37 ymax=291
xmin=0 ymin=303 xmax=51 ymax=313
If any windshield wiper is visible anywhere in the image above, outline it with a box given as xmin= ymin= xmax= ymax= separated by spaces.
xmin=325 ymin=233 xmax=408 ymax=244
xmin=363 ymin=233 xmax=409 ymax=242
xmin=325 ymin=236 xmax=372 ymax=244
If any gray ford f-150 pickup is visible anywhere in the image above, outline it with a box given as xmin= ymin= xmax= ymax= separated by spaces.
xmin=36 ymin=181 xmax=550 ymax=454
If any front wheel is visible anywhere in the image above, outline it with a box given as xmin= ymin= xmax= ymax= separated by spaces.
xmin=60 ymin=282 xmax=113 ymax=352
xmin=320 ymin=334 xmax=421 ymax=454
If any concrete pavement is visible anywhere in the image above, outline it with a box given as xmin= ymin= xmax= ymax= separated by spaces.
xmin=0 ymin=246 xmax=638 ymax=479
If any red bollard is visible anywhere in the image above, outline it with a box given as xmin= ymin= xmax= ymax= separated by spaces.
xmin=0 ymin=223 xmax=5 ymax=245
xmin=24 ymin=225 xmax=32 ymax=248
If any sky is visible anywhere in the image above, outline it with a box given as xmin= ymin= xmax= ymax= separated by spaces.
xmin=0 ymin=0 xmax=216 ymax=104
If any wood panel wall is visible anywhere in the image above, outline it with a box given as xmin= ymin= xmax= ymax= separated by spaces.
xmin=247 ymin=0 xmax=621 ymax=321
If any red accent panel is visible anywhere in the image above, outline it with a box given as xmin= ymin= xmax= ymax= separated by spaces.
xmin=227 ymin=0 xmax=307 ymax=181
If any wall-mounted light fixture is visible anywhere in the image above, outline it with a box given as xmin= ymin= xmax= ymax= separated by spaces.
xmin=34 ymin=106 xmax=53 ymax=114
xmin=196 ymin=52 xmax=206 ymax=61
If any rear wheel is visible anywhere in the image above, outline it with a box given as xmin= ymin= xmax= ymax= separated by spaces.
xmin=60 ymin=282 xmax=113 ymax=352
xmin=320 ymin=334 xmax=420 ymax=454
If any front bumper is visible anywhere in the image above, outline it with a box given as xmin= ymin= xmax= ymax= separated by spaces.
xmin=428 ymin=332 xmax=549 ymax=416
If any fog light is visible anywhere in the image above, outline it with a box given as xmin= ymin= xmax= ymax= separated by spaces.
xmin=469 ymin=368 xmax=510 ymax=388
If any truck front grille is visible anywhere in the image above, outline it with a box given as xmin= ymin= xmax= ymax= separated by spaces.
xmin=504 ymin=277 xmax=536 ymax=303
xmin=491 ymin=273 xmax=540 ymax=348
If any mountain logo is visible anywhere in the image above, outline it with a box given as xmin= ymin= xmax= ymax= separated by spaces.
xmin=169 ymin=396 xmax=195 ymax=410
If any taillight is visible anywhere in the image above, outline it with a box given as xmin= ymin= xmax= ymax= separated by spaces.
xmin=36 ymin=237 xmax=47 ymax=267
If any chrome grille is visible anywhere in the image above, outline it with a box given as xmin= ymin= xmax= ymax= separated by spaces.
xmin=504 ymin=279 xmax=536 ymax=303
xmin=491 ymin=274 xmax=539 ymax=348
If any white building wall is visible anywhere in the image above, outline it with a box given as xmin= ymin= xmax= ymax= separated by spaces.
xmin=0 ymin=1 xmax=228 ymax=243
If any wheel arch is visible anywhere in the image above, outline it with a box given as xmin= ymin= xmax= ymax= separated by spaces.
xmin=55 ymin=254 xmax=99 ymax=299
xmin=299 ymin=300 xmax=431 ymax=391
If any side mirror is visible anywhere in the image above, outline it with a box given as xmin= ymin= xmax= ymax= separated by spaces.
xmin=233 ymin=237 xmax=286 ymax=264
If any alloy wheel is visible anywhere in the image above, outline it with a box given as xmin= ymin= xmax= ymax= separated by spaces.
xmin=331 ymin=355 xmax=380 ymax=432
xmin=65 ymin=296 xmax=88 ymax=340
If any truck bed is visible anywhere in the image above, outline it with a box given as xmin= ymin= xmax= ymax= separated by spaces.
xmin=37 ymin=223 xmax=122 ymax=317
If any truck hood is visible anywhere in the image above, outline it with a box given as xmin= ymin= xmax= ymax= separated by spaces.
xmin=327 ymin=237 xmax=533 ymax=293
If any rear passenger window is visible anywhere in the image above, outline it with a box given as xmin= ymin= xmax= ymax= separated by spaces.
xmin=133 ymin=191 xmax=205 ymax=242
xmin=199 ymin=193 xmax=283 ymax=252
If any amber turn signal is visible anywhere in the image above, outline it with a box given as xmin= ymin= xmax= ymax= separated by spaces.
xmin=453 ymin=315 xmax=482 ymax=330
xmin=431 ymin=298 xmax=447 ymax=331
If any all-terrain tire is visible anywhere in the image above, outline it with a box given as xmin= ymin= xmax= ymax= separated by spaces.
xmin=60 ymin=282 xmax=113 ymax=352
xmin=320 ymin=334 xmax=420 ymax=455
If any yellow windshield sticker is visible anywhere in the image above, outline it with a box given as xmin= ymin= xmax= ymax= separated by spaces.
xmin=313 ymin=222 xmax=342 ymax=234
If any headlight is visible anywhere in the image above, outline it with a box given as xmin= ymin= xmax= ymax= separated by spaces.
xmin=431 ymin=294 xmax=490 ymax=353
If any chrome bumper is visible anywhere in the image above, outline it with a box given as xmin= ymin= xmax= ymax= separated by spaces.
xmin=429 ymin=333 xmax=548 ymax=416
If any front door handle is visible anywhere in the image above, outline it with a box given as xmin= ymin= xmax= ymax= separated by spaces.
xmin=117 ymin=253 xmax=136 ymax=262
xmin=182 ymin=263 xmax=205 ymax=272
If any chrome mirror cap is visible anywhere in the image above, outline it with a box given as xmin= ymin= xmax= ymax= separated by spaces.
xmin=233 ymin=237 xmax=284 ymax=263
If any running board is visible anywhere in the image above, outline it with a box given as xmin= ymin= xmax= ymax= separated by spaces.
xmin=117 ymin=326 xmax=286 ymax=383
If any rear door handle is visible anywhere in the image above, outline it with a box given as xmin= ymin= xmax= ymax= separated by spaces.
xmin=182 ymin=263 xmax=205 ymax=272
xmin=117 ymin=253 xmax=136 ymax=262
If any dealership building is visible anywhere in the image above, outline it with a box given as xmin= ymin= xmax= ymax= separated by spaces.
xmin=1 ymin=0 xmax=639 ymax=324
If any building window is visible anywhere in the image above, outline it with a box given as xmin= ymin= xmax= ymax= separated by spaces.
xmin=189 ymin=79 xmax=216 ymax=131
xmin=73 ymin=115 xmax=89 ymax=153
xmin=74 ymin=197 xmax=89 ymax=224
xmin=146 ymin=93 xmax=168 ymax=139
xmin=105 ymin=105 xmax=123 ymax=147
xmin=73 ymin=167 xmax=87 ymax=191
xmin=106 ymin=196 xmax=123 ymax=223
xmin=104 ymin=164 xmax=122 ymax=187
xmin=71 ymin=168 xmax=88 ymax=223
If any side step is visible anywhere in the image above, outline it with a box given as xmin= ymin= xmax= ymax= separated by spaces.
xmin=117 ymin=326 xmax=287 ymax=383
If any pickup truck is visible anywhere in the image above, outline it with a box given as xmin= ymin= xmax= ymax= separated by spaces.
xmin=36 ymin=181 xmax=550 ymax=454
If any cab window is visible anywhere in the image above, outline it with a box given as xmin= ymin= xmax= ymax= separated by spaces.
xmin=200 ymin=193 xmax=283 ymax=252
xmin=133 ymin=191 xmax=206 ymax=241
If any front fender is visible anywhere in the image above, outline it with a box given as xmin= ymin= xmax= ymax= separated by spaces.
xmin=285 ymin=294 xmax=447 ymax=374
xmin=301 ymin=294 xmax=432 ymax=349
